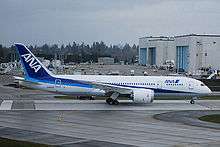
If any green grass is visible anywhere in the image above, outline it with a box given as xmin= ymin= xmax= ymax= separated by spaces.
xmin=155 ymin=96 xmax=187 ymax=100
xmin=201 ymin=96 xmax=220 ymax=100
xmin=54 ymin=95 xmax=77 ymax=99
xmin=156 ymin=95 xmax=220 ymax=100
xmin=54 ymin=95 xmax=127 ymax=100
xmin=0 ymin=137 xmax=51 ymax=147
xmin=54 ymin=95 xmax=220 ymax=100
xmin=199 ymin=114 xmax=220 ymax=124
xmin=154 ymin=95 xmax=220 ymax=100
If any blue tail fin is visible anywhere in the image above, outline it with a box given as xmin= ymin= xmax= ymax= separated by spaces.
xmin=15 ymin=43 xmax=53 ymax=80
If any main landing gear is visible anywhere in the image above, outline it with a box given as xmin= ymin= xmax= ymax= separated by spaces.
xmin=106 ymin=98 xmax=119 ymax=105
xmin=106 ymin=92 xmax=120 ymax=105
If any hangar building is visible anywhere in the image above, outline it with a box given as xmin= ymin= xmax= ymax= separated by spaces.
xmin=139 ymin=34 xmax=220 ymax=73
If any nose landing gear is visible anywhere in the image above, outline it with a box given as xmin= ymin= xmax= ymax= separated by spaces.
xmin=190 ymin=97 xmax=197 ymax=104
xmin=190 ymin=99 xmax=195 ymax=104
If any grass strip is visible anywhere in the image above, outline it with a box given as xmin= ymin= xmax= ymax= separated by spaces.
xmin=199 ymin=114 xmax=220 ymax=124
xmin=0 ymin=137 xmax=52 ymax=147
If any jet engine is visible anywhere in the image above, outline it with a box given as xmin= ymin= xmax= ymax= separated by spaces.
xmin=131 ymin=89 xmax=154 ymax=103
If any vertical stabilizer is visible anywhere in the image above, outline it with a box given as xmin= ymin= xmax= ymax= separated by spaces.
xmin=15 ymin=43 xmax=53 ymax=80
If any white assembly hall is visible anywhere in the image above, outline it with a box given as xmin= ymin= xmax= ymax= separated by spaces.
xmin=139 ymin=34 xmax=220 ymax=74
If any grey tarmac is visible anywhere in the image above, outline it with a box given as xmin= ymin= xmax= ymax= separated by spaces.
xmin=0 ymin=77 xmax=220 ymax=147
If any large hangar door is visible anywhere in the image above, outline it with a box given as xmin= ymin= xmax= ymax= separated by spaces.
xmin=139 ymin=48 xmax=147 ymax=65
xmin=148 ymin=47 xmax=156 ymax=65
xmin=176 ymin=46 xmax=189 ymax=72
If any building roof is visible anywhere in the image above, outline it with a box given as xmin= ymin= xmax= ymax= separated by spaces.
xmin=175 ymin=34 xmax=220 ymax=38
xmin=139 ymin=36 xmax=169 ymax=39
xmin=140 ymin=34 xmax=220 ymax=39
xmin=148 ymin=39 xmax=174 ymax=42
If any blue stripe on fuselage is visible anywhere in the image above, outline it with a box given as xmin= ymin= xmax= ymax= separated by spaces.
xmin=25 ymin=76 xmax=92 ymax=88
xmin=106 ymin=83 xmax=194 ymax=94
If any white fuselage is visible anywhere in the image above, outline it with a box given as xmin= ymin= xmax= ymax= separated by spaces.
xmin=20 ymin=74 xmax=211 ymax=97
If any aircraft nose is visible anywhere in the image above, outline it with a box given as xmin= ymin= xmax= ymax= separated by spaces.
xmin=207 ymin=87 xmax=212 ymax=93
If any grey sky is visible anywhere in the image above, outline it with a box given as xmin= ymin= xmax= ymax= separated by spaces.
xmin=1 ymin=0 xmax=220 ymax=47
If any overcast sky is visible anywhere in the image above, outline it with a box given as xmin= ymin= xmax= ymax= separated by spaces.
xmin=1 ymin=0 xmax=220 ymax=47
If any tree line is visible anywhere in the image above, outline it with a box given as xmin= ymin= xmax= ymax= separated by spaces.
xmin=0 ymin=42 xmax=138 ymax=64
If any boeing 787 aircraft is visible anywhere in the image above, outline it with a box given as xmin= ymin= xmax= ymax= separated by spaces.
xmin=14 ymin=43 xmax=211 ymax=105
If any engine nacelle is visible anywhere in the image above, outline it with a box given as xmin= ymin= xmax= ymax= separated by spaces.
xmin=131 ymin=89 xmax=154 ymax=103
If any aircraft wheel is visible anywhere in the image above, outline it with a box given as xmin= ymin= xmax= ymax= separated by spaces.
xmin=112 ymin=100 xmax=119 ymax=105
xmin=89 ymin=96 xmax=95 ymax=100
xmin=190 ymin=99 xmax=195 ymax=104
xmin=106 ymin=98 xmax=114 ymax=105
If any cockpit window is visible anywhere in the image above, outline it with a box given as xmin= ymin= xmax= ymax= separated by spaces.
xmin=201 ymin=83 xmax=205 ymax=86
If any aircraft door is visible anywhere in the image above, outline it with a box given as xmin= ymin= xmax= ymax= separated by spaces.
xmin=157 ymin=80 xmax=163 ymax=89
xmin=55 ymin=79 xmax=62 ymax=88
xmin=188 ymin=81 xmax=194 ymax=90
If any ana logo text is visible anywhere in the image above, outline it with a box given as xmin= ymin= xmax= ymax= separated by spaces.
xmin=21 ymin=53 xmax=41 ymax=73
xmin=165 ymin=79 xmax=180 ymax=84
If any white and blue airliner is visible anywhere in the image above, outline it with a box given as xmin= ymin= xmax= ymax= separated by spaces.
xmin=14 ymin=43 xmax=211 ymax=105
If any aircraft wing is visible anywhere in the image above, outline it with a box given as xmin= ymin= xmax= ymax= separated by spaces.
xmin=13 ymin=76 xmax=25 ymax=81
xmin=77 ymin=80 xmax=133 ymax=95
